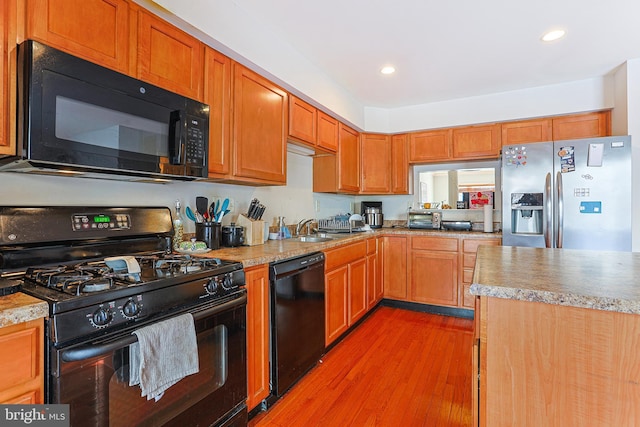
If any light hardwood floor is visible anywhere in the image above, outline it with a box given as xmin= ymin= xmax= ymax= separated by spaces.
xmin=249 ymin=306 xmax=474 ymax=426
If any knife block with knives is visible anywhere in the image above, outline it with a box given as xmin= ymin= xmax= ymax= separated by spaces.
xmin=237 ymin=214 xmax=265 ymax=246
xmin=240 ymin=198 xmax=266 ymax=246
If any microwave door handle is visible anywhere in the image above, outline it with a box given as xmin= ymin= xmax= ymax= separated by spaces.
xmin=168 ymin=110 xmax=182 ymax=165
xmin=544 ymin=173 xmax=552 ymax=248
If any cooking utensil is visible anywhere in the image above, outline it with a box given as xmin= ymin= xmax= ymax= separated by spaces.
xmin=185 ymin=206 xmax=196 ymax=222
xmin=196 ymin=196 xmax=208 ymax=217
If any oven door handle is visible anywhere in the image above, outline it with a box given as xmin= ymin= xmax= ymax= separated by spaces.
xmin=60 ymin=294 xmax=247 ymax=362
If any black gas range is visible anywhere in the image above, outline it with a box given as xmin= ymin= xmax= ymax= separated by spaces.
xmin=0 ymin=206 xmax=248 ymax=427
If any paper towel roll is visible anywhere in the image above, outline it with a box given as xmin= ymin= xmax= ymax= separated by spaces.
xmin=483 ymin=204 xmax=493 ymax=233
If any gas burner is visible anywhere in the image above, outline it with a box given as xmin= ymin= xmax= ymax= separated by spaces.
xmin=24 ymin=263 xmax=139 ymax=296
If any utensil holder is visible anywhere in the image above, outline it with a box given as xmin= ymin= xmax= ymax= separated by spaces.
xmin=237 ymin=214 xmax=265 ymax=246
xmin=195 ymin=222 xmax=221 ymax=249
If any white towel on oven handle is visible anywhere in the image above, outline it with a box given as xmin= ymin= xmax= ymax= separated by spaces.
xmin=129 ymin=312 xmax=199 ymax=401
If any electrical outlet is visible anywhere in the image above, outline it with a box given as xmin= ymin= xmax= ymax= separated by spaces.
xmin=315 ymin=200 xmax=320 ymax=212
xmin=227 ymin=198 xmax=235 ymax=212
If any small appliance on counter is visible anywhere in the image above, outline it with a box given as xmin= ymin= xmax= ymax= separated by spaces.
xmin=407 ymin=210 xmax=442 ymax=229
xmin=361 ymin=201 xmax=383 ymax=228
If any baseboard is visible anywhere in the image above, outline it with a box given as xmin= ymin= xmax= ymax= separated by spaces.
xmin=380 ymin=299 xmax=474 ymax=319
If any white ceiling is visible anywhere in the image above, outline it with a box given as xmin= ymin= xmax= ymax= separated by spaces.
xmin=199 ymin=0 xmax=640 ymax=109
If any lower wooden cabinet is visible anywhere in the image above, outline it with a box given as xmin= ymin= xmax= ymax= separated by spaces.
xmin=409 ymin=236 xmax=459 ymax=307
xmin=460 ymin=237 xmax=501 ymax=308
xmin=244 ymin=264 xmax=270 ymax=411
xmin=324 ymin=240 xmax=375 ymax=346
xmin=365 ymin=237 xmax=382 ymax=310
xmin=382 ymin=236 xmax=408 ymax=300
xmin=0 ymin=318 xmax=44 ymax=404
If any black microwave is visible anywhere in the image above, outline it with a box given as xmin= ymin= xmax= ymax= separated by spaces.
xmin=5 ymin=40 xmax=209 ymax=181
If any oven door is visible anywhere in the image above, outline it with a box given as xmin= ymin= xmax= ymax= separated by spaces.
xmin=49 ymin=294 xmax=247 ymax=427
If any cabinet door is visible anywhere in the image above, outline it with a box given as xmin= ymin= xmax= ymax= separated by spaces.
xmin=391 ymin=134 xmax=409 ymax=194
xmin=501 ymin=119 xmax=552 ymax=145
xmin=288 ymin=95 xmax=316 ymax=146
xmin=348 ymin=258 xmax=367 ymax=325
xmin=452 ymin=123 xmax=501 ymax=160
xmin=337 ymin=124 xmax=360 ymax=192
xmin=360 ymin=133 xmax=391 ymax=194
xmin=460 ymin=238 xmax=501 ymax=309
xmin=204 ymin=47 xmax=232 ymax=178
xmin=382 ymin=236 xmax=407 ymax=300
xmin=366 ymin=253 xmax=377 ymax=310
xmin=0 ymin=0 xmax=14 ymax=154
xmin=552 ymin=111 xmax=611 ymax=140
xmin=409 ymin=250 xmax=458 ymax=306
xmin=0 ymin=319 xmax=43 ymax=404
xmin=375 ymin=237 xmax=384 ymax=301
xmin=136 ymin=10 xmax=204 ymax=100
xmin=233 ymin=64 xmax=287 ymax=184
xmin=244 ymin=264 xmax=270 ymax=411
xmin=409 ymin=129 xmax=452 ymax=162
xmin=325 ymin=266 xmax=349 ymax=345
xmin=27 ymin=0 xmax=130 ymax=74
xmin=317 ymin=111 xmax=339 ymax=153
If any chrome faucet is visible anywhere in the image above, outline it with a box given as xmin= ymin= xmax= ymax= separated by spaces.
xmin=296 ymin=218 xmax=315 ymax=236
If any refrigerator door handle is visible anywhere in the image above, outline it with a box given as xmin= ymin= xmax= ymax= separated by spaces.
xmin=556 ymin=171 xmax=563 ymax=248
xmin=544 ymin=173 xmax=552 ymax=248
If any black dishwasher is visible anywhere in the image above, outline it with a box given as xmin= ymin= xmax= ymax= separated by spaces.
xmin=269 ymin=252 xmax=326 ymax=398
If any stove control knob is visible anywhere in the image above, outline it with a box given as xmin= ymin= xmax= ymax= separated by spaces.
xmin=222 ymin=274 xmax=234 ymax=290
xmin=205 ymin=278 xmax=219 ymax=295
xmin=122 ymin=300 xmax=141 ymax=318
xmin=92 ymin=308 xmax=113 ymax=327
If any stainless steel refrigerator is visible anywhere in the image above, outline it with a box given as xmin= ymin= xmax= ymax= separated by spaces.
xmin=502 ymin=136 xmax=632 ymax=251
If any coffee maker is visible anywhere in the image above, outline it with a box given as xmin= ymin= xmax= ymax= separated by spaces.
xmin=361 ymin=201 xmax=383 ymax=228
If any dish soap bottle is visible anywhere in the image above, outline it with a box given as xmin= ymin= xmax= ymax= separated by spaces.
xmin=173 ymin=200 xmax=185 ymax=250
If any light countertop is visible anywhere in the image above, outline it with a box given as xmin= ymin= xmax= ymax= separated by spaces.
xmin=0 ymin=292 xmax=49 ymax=327
xmin=199 ymin=228 xmax=501 ymax=267
xmin=470 ymin=245 xmax=640 ymax=314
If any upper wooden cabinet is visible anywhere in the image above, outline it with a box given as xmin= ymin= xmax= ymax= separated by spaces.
xmin=552 ymin=111 xmax=610 ymax=140
xmin=316 ymin=111 xmax=339 ymax=153
xmin=501 ymin=118 xmax=553 ymax=146
xmin=204 ymin=47 xmax=232 ymax=178
xmin=409 ymin=129 xmax=452 ymax=162
xmin=232 ymin=63 xmax=288 ymax=185
xmin=502 ymin=111 xmax=611 ymax=146
xmin=288 ymin=95 xmax=317 ymax=145
xmin=0 ymin=0 xmax=16 ymax=154
xmin=391 ymin=134 xmax=409 ymax=194
xmin=452 ymin=123 xmax=501 ymax=160
xmin=337 ymin=124 xmax=360 ymax=192
xmin=135 ymin=10 xmax=204 ymax=101
xmin=26 ymin=0 xmax=131 ymax=74
xmin=360 ymin=133 xmax=391 ymax=194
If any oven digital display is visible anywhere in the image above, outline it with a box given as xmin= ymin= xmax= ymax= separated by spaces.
xmin=72 ymin=213 xmax=131 ymax=231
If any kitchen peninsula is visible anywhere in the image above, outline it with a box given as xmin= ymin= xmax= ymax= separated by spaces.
xmin=471 ymin=245 xmax=640 ymax=426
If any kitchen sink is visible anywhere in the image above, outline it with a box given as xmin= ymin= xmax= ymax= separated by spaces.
xmin=297 ymin=235 xmax=333 ymax=243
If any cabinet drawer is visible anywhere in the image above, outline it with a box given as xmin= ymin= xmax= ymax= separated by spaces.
xmin=462 ymin=238 xmax=501 ymax=253
xmin=463 ymin=253 xmax=477 ymax=269
xmin=366 ymin=238 xmax=377 ymax=255
xmin=324 ymin=241 xmax=367 ymax=271
xmin=462 ymin=268 xmax=474 ymax=284
xmin=462 ymin=283 xmax=475 ymax=308
xmin=411 ymin=236 xmax=458 ymax=252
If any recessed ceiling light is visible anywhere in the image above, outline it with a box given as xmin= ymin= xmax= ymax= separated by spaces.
xmin=380 ymin=66 xmax=396 ymax=75
xmin=541 ymin=29 xmax=567 ymax=42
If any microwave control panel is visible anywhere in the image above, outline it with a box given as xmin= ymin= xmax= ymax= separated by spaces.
xmin=185 ymin=116 xmax=206 ymax=166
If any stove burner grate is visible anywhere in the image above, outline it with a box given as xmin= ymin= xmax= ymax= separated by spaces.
xmin=25 ymin=263 xmax=140 ymax=296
